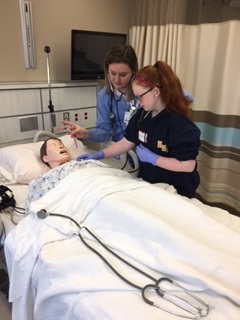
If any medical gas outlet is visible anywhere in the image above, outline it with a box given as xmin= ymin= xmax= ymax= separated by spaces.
xmin=63 ymin=112 xmax=70 ymax=121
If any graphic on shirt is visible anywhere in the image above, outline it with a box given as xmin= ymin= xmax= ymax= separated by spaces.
xmin=157 ymin=140 xmax=168 ymax=152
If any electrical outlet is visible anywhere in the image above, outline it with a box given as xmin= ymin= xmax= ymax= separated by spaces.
xmin=63 ymin=112 xmax=70 ymax=121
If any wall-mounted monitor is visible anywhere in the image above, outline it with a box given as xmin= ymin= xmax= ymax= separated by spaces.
xmin=71 ymin=30 xmax=127 ymax=80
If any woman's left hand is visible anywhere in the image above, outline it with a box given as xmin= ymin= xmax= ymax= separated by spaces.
xmin=135 ymin=145 xmax=158 ymax=165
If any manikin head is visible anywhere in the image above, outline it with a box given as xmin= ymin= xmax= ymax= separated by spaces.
xmin=40 ymin=138 xmax=70 ymax=169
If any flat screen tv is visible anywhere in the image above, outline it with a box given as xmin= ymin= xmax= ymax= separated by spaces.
xmin=71 ymin=30 xmax=127 ymax=80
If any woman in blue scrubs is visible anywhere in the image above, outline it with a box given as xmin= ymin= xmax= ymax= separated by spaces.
xmin=63 ymin=44 xmax=139 ymax=143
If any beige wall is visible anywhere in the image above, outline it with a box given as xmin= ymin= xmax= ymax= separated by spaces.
xmin=0 ymin=0 xmax=130 ymax=83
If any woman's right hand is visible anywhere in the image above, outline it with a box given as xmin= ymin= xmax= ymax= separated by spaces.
xmin=62 ymin=120 xmax=89 ymax=140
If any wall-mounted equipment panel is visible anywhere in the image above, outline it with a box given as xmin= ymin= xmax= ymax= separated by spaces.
xmin=42 ymin=108 xmax=96 ymax=133
xmin=0 ymin=82 xmax=99 ymax=147
xmin=0 ymin=89 xmax=41 ymax=116
xmin=40 ymin=86 xmax=97 ymax=112
xmin=0 ymin=114 xmax=43 ymax=147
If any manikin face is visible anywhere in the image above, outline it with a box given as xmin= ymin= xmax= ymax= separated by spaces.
xmin=108 ymin=63 xmax=133 ymax=92
xmin=43 ymin=139 xmax=70 ymax=169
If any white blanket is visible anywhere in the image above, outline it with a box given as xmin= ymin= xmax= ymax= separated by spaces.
xmin=5 ymin=166 xmax=240 ymax=320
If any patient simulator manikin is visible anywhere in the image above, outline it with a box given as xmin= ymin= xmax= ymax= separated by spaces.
xmin=26 ymin=138 xmax=105 ymax=210
xmin=35 ymin=137 xmax=211 ymax=319
xmin=36 ymin=140 xmax=210 ymax=320
xmin=40 ymin=138 xmax=71 ymax=169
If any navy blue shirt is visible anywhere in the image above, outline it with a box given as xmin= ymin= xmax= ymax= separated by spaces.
xmin=125 ymin=108 xmax=201 ymax=198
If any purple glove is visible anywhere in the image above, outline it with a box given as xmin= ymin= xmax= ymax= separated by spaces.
xmin=76 ymin=150 xmax=104 ymax=161
xmin=135 ymin=145 xmax=158 ymax=165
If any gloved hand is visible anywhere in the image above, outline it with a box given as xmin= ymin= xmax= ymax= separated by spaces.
xmin=183 ymin=89 xmax=193 ymax=105
xmin=76 ymin=150 xmax=104 ymax=161
xmin=135 ymin=145 xmax=159 ymax=165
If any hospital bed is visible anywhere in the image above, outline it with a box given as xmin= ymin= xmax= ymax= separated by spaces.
xmin=1 ymin=132 xmax=240 ymax=320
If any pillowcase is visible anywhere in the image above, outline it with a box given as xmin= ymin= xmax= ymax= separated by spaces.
xmin=0 ymin=135 xmax=86 ymax=184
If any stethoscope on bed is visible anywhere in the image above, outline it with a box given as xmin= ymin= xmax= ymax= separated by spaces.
xmin=37 ymin=209 xmax=209 ymax=319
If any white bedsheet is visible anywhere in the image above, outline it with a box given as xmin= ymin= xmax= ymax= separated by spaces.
xmin=5 ymin=166 xmax=240 ymax=320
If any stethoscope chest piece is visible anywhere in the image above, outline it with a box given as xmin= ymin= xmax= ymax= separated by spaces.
xmin=109 ymin=112 xmax=115 ymax=119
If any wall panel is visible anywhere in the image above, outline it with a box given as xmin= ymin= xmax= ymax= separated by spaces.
xmin=0 ymin=82 xmax=98 ymax=147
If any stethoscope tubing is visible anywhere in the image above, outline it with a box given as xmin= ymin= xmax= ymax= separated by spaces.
xmin=36 ymin=210 xmax=209 ymax=318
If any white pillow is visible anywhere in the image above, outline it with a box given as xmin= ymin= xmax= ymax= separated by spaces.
xmin=0 ymin=135 xmax=86 ymax=184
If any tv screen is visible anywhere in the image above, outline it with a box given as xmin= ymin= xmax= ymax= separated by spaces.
xmin=71 ymin=30 xmax=127 ymax=80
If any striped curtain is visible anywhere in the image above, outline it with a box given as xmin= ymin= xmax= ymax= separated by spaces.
xmin=129 ymin=0 xmax=240 ymax=215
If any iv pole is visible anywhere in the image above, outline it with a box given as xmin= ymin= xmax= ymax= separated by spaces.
xmin=44 ymin=46 xmax=55 ymax=132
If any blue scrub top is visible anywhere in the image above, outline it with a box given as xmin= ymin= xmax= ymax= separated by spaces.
xmin=88 ymin=87 xmax=138 ymax=143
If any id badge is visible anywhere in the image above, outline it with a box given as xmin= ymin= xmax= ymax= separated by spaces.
xmin=138 ymin=130 xmax=147 ymax=143
xmin=124 ymin=111 xmax=131 ymax=125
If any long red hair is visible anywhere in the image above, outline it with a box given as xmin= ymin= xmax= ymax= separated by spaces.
xmin=133 ymin=61 xmax=192 ymax=120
